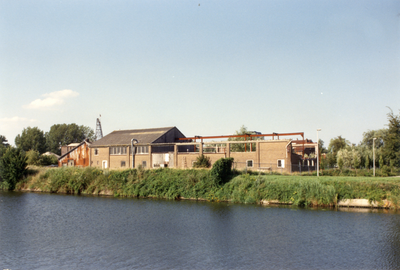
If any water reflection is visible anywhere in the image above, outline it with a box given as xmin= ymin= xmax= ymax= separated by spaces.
xmin=1 ymin=191 xmax=400 ymax=269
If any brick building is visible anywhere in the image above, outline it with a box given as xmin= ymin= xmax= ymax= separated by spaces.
xmin=88 ymin=126 xmax=308 ymax=173
xmin=89 ymin=127 xmax=187 ymax=169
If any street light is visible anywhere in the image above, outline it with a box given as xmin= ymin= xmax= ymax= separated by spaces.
xmin=131 ymin=138 xmax=138 ymax=168
xmin=373 ymin=138 xmax=376 ymax=177
xmin=317 ymin=128 xmax=321 ymax=177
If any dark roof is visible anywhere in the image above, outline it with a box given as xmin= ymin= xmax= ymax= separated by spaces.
xmin=89 ymin=126 xmax=179 ymax=147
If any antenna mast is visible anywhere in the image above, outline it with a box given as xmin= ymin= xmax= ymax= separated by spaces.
xmin=95 ymin=115 xmax=103 ymax=141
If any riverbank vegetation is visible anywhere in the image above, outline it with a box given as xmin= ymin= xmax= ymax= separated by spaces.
xmin=13 ymin=165 xmax=400 ymax=208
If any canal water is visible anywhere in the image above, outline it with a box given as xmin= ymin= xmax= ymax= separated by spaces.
xmin=1 ymin=191 xmax=400 ymax=270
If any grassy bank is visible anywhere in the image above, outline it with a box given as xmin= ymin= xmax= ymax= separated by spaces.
xmin=13 ymin=167 xmax=400 ymax=208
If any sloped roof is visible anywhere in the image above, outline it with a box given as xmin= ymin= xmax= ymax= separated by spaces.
xmin=89 ymin=127 xmax=178 ymax=147
xmin=58 ymin=139 xmax=91 ymax=160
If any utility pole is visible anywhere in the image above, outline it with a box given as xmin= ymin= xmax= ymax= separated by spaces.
xmin=317 ymin=128 xmax=321 ymax=177
xmin=373 ymin=138 xmax=376 ymax=177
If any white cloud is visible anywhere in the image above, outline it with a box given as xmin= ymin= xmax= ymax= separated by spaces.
xmin=24 ymin=89 xmax=79 ymax=109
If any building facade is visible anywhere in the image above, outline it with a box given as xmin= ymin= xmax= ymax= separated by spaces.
xmin=58 ymin=140 xmax=91 ymax=167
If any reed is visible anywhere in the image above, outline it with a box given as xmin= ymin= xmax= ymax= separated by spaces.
xmin=15 ymin=167 xmax=400 ymax=208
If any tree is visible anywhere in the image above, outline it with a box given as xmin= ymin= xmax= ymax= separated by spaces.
xmin=228 ymin=125 xmax=264 ymax=152
xmin=379 ymin=155 xmax=384 ymax=169
xmin=0 ymin=135 xmax=9 ymax=148
xmin=15 ymin=127 xmax=46 ymax=154
xmin=318 ymin=139 xmax=328 ymax=154
xmin=353 ymin=153 xmax=360 ymax=174
xmin=328 ymin=136 xmax=350 ymax=166
xmin=0 ymin=147 xmax=27 ymax=190
xmin=210 ymin=158 xmax=234 ymax=185
xmin=338 ymin=157 xmax=344 ymax=171
xmin=45 ymin=123 xmax=95 ymax=155
xmin=26 ymin=150 xmax=40 ymax=165
xmin=365 ymin=155 xmax=370 ymax=169
xmin=382 ymin=108 xmax=400 ymax=167
xmin=328 ymin=136 xmax=349 ymax=155
xmin=360 ymin=129 xmax=386 ymax=149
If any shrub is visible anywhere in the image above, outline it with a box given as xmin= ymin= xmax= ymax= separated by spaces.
xmin=193 ymin=154 xmax=211 ymax=168
xmin=39 ymin=154 xmax=58 ymax=166
xmin=26 ymin=150 xmax=40 ymax=165
xmin=210 ymin=157 xmax=234 ymax=185
xmin=0 ymin=147 xmax=27 ymax=190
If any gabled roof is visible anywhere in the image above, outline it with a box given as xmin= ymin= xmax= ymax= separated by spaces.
xmin=89 ymin=126 xmax=179 ymax=147
xmin=58 ymin=139 xmax=91 ymax=160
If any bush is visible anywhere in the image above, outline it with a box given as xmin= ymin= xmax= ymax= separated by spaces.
xmin=26 ymin=150 xmax=40 ymax=165
xmin=193 ymin=154 xmax=211 ymax=168
xmin=39 ymin=154 xmax=58 ymax=166
xmin=210 ymin=158 xmax=234 ymax=185
xmin=0 ymin=147 xmax=27 ymax=190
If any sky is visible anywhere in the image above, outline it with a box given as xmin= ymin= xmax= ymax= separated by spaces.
xmin=1 ymin=0 xmax=399 ymax=147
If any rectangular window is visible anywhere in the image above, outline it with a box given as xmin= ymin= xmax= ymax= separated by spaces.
xmin=121 ymin=161 xmax=126 ymax=167
xmin=137 ymin=146 xmax=149 ymax=154
xmin=246 ymin=160 xmax=253 ymax=167
xmin=278 ymin=160 xmax=285 ymax=168
xmin=110 ymin=147 xmax=127 ymax=155
xmin=142 ymin=161 xmax=147 ymax=168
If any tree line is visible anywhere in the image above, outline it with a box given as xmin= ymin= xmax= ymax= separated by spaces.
xmin=0 ymin=123 xmax=94 ymax=189
xmin=319 ymin=108 xmax=400 ymax=172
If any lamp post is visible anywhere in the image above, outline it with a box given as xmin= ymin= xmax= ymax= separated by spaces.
xmin=317 ymin=128 xmax=321 ymax=177
xmin=131 ymin=138 xmax=138 ymax=168
xmin=373 ymin=138 xmax=376 ymax=177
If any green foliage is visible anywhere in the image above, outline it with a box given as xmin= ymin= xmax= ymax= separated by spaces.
xmin=0 ymin=147 xmax=27 ymax=190
xmin=353 ymin=154 xmax=360 ymax=169
xmin=338 ymin=158 xmax=344 ymax=171
xmin=26 ymin=150 xmax=58 ymax=166
xmin=228 ymin=125 xmax=263 ymax=152
xmin=328 ymin=136 xmax=349 ymax=154
xmin=15 ymin=127 xmax=46 ymax=153
xmin=328 ymin=136 xmax=349 ymax=166
xmin=210 ymin=158 xmax=234 ymax=185
xmin=0 ymin=135 xmax=9 ymax=148
xmin=361 ymin=129 xmax=386 ymax=149
xmin=26 ymin=150 xmax=40 ymax=165
xmin=365 ymin=155 xmax=370 ymax=169
xmin=382 ymin=108 xmax=400 ymax=167
xmin=193 ymin=154 xmax=211 ymax=168
xmin=318 ymin=139 xmax=328 ymax=154
xmin=45 ymin=123 xmax=95 ymax=155
xmin=15 ymin=167 xmax=400 ymax=208
xmin=379 ymin=155 xmax=384 ymax=169
xmin=39 ymin=154 xmax=58 ymax=166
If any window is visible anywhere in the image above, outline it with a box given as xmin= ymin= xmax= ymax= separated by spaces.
xmin=94 ymin=148 xmax=99 ymax=155
xmin=137 ymin=146 xmax=149 ymax=154
xmin=278 ymin=160 xmax=285 ymax=168
xmin=110 ymin=147 xmax=127 ymax=155
xmin=142 ymin=161 xmax=147 ymax=168
xmin=246 ymin=160 xmax=253 ymax=167
xmin=121 ymin=161 xmax=126 ymax=167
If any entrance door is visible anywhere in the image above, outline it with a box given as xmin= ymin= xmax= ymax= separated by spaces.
xmin=102 ymin=160 xmax=108 ymax=169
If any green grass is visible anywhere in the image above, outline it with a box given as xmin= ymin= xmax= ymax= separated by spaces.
xmin=14 ymin=167 xmax=400 ymax=208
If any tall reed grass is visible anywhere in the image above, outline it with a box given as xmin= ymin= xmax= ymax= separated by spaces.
xmin=15 ymin=167 xmax=400 ymax=208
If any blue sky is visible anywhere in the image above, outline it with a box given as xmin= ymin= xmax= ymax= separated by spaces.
xmin=1 ymin=0 xmax=399 ymax=146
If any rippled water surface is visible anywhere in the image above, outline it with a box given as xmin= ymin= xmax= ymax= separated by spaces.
xmin=1 ymin=191 xmax=400 ymax=269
